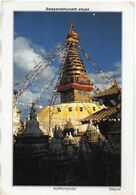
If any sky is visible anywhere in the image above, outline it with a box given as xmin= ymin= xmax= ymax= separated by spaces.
xmin=14 ymin=12 xmax=121 ymax=108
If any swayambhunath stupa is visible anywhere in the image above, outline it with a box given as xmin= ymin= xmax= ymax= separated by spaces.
xmin=13 ymin=20 xmax=121 ymax=186
xmin=37 ymin=24 xmax=104 ymax=133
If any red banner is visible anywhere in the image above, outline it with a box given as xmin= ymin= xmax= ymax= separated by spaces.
xmin=57 ymin=83 xmax=93 ymax=92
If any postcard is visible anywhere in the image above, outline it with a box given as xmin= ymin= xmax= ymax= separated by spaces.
xmin=0 ymin=1 xmax=134 ymax=195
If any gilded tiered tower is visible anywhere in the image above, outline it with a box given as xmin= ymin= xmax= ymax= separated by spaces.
xmin=57 ymin=24 xmax=93 ymax=103
xmin=38 ymin=24 xmax=103 ymax=133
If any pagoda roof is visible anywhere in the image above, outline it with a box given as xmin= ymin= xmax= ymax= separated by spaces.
xmin=94 ymin=81 xmax=121 ymax=99
xmin=62 ymin=46 xmax=86 ymax=76
xmin=59 ymin=24 xmax=92 ymax=89
xmin=81 ymin=104 xmax=121 ymax=122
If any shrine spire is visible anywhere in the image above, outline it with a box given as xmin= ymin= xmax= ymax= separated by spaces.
xmin=69 ymin=22 xmax=75 ymax=33
xmin=57 ymin=24 xmax=93 ymax=103
xmin=66 ymin=23 xmax=80 ymax=46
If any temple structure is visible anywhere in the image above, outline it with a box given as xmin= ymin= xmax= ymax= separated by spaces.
xmin=38 ymin=24 xmax=103 ymax=133
xmin=81 ymin=78 xmax=121 ymax=137
xmin=81 ymin=79 xmax=121 ymax=119
xmin=57 ymin=23 xmax=93 ymax=103
xmin=13 ymin=24 xmax=121 ymax=186
xmin=14 ymin=103 xmax=49 ymax=185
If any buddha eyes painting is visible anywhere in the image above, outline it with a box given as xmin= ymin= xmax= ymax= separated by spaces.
xmin=13 ymin=12 xmax=121 ymax=186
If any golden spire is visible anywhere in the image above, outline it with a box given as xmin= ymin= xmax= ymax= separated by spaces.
xmin=61 ymin=23 xmax=90 ymax=84
xmin=69 ymin=22 xmax=75 ymax=33
xmin=66 ymin=23 xmax=79 ymax=46
xmin=57 ymin=24 xmax=93 ymax=103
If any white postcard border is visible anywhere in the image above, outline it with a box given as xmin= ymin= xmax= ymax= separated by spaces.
xmin=1 ymin=1 xmax=134 ymax=195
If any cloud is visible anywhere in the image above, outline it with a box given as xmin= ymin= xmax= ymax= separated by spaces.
xmin=14 ymin=36 xmax=58 ymax=105
xmin=14 ymin=36 xmax=55 ymax=79
xmin=14 ymin=36 xmax=44 ymax=71
xmin=18 ymin=89 xmax=40 ymax=104
xmin=88 ymin=61 xmax=121 ymax=90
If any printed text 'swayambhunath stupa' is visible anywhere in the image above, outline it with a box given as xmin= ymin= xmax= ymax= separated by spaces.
xmin=37 ymin=24 xmax=103 ymax=133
